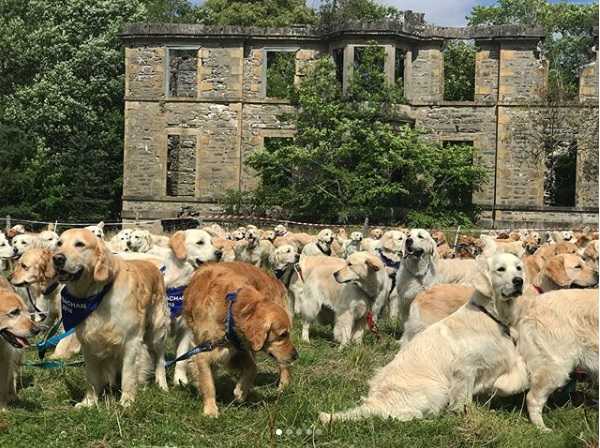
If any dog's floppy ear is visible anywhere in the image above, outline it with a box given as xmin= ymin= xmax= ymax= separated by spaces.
xmin=240 ymin=301 xmax=269 ymax=351
xmin=143 ymin=231 xmax=153 ymax=251
xmin=94 ymin=241 xmax=115 ymax=282
xmin=170 ymin=231 xmax=187 ymax=261
xmin=41 ymin=249 xmax=57 ymax=281
xmin=544 ymin=255 xmax=571 ymax=287
xmin=472 ymin=255 xmax=493 ymax=298
xmin=365 ymin=255 xmax=381 ymax=272
xmin=427 ymin=233 xmax=440 ymax=261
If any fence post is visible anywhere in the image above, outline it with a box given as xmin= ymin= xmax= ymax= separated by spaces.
xmin=362 ymin=217 xmax=369 ymax=236
xmin=453 ymin=225 xmax=462 ymax=250
xmin=5 ymin=215 xmax=10 ymax=232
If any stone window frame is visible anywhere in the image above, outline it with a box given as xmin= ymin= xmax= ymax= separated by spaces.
xmin=335 ymin=44 xmax=399 ymax=95
xmin=163 ymin=128 xmax=202 ymax=198
xmin=164 ymin=46 xmax=201 ymax=99
xmin=262 ymin=46 xmax=300 ymax=99
xmin=258 ymin=128 xmax=297 ymax=148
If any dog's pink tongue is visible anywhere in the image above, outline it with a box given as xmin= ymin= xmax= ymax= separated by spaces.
xmin=15 ymin=336 xmax=29 ymax=348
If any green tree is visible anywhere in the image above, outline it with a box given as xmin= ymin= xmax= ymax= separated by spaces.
xmin=195 ymin=0 xmax=317 ymax=27
xmin=0 ymin=0 xmax=150 ymax=221
xmin=443 ymin=41 xmax=476 ymax=101
xmin=468 ymin=0 xmax=599 ymax=99
xmin=319 ymin=0 xmax=404 ymax=26
xmin=233 ymin=54 xmax=484 ymax=225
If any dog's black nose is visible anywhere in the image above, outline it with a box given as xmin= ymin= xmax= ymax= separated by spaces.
xmin=512 ymin=277 xmax=523 ymax=288
xmin=406 ymin=237 xmax=413 ymax=247
xmin=52 ymin=253 xmax=66 ymax=268
xmin=214 ymin=249 xmax=223 ymax=260
xmin=12 ymin=246 xmax=18 ymax=255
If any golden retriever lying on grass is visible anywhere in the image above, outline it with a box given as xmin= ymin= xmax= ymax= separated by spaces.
xmin=320 ymin=253 xmax=528 ymax=423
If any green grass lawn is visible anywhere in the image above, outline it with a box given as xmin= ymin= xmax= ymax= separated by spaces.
xmin=1 ymin=322 xmax=597 ymax=448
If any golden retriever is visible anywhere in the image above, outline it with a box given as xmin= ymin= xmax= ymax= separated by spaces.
xmin=320 ymin=253 xmax=528 ymax=423
xmin=183 ymin=262 xmax=297 ymax=416
xmin=52 ymin=229 xmax=170 ymax=407
xmin=498 ymin=288 xmax=598 ymax=431
xmin=298 ymin=252 xmax=391 ymax=346
xmin=301 ymin=229 xmax=335 ymax=257
xmin=0 ymin=290 xmax=41 ymax=410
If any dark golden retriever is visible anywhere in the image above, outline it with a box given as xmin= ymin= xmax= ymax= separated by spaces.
xmin=184 ymin=261 xmax=297 ymax=417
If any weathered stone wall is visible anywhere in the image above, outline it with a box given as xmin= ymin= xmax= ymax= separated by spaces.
xmin=166 ymin=134 xmax=197 ymax=196
xmin=198 ymin=44 xmax=243 ymax=98
xmin=415 ymin=106 xmax=497 ymax=206
xmin=579 ymin=58 xmax=598 ymax=104
xmin=120 ymin=23 xmax=598 ymax=227
xmin=125 ymin=46 xmax=165 ymax=98
xmin=496 ymin=107 xmax=544 ymax=207
xmin=499 ymin=41 xmax=546 ymax=103
xmin=410 ymin=43 xmax=444 ymax=103
xmin=475 ymin=42 xmax=499 ymax=103
xmin=240 ymin=104 xmax=296 ymax=191
xmin=123 ymin=101 xmax=165 ymax=197
xmin=243 ymin=48 xmax=264 ymax=99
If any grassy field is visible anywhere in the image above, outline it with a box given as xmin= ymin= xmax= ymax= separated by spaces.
xmin=0 ymin=322 xmax=597 ymax=448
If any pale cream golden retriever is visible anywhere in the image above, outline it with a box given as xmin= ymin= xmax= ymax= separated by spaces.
xmin=52 ymin=229 xmax=170 ymax=407
xmin=0 ymin=290 xmax=41 ymax=410
xmin=301 ymin=229 xmax=335 ymax=257
xmin=320 ymin=253 xmax=528 ymax=423
xmin=184 ymin=262 xmax=297 ymax=417
xmin=498 ymin=288 xmax=598 ymax=431
xmin=298 ymin=252 xmax=391 ymax=346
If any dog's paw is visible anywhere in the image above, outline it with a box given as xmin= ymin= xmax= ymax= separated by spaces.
xmin=318 ymin=412 xmax=332 ymax=424
xmin=74 ymin=398 xmax=95 ymax=409
xmin=233 ymin=384 xmax=248 ymax=402
xmin=203 ymin=405 xmax=219 ymax=417
xmin=173 ymin=372 xmax=189 ymax=387
xmin=119 ymin=396 xmax=134 ymax=408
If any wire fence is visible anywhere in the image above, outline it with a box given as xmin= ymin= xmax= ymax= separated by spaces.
xmin=0 ymin=214 xmax=591 ymax=236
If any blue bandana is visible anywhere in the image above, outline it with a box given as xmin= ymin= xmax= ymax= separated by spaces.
xmin=61 ymin=283 xmax=112 ymax=331
xmin=166 ymin=285 xmax=186 ymax=319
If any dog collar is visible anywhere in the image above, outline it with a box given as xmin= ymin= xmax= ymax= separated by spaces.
xmin=376 ymin=249 xmax=401 ymax=271
xmin=317 ymin=242 xmax=331 ymax=256
xmin=42 ymin=282 xmax=60 ymax=296
xmin=225 ymin=289 xmax=244 ymax=351
xmin=474 ymin=303 xmax=514 ymax=345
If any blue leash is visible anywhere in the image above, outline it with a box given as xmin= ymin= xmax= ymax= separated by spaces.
xmin=165 ymin=288 xmax=243 ymax=368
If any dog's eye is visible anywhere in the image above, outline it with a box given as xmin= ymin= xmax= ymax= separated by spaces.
xmin=57 ymin=241 xmax=63 ymax=247
xmin=574 ymin=265 xmax=582 ymax=270
xmin=279 ymin=330 xmax=289 ymax=338
xmin=75 ymin=241 xmax=85 ymax=248
xmin=516 ymin=266 xmax=522 ymax=271
xmin=20 ymin=263 xmax=29 ymax=271
xmin=196 ymin=241 xmax=204 ymax=245
xmin=9 ymin=308 xmax=20 ymax=317
xmin=418 ymin=234 xmax=423 ymax=239
xmin=497 ymin=267 xmax=506 ymax=272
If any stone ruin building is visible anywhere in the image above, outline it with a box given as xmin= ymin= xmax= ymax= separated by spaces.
xmin=119 ymin=12 xmax=599 ymax=228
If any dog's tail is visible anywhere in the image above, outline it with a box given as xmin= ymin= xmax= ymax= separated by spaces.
xmin=319 ymin=405 xmax=374 ymax=423
xmin=319 ymin=402 xmax=421 ymax=424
